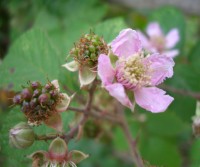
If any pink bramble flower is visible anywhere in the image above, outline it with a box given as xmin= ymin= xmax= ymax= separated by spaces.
xmin=138 ymin=22 xmax=180 ymax=58
xmin=98 ymin=29 xmax=174 ymax=113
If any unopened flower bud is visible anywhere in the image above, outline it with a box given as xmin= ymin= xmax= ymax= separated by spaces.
xmin=9 ymin=122 xmax=35 ymax=149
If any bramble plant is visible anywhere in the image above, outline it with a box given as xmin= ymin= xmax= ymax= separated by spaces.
xmin=1 ymin=2 xmax=200 ymax=167
xmin=7 ymin=24 xmax=178 ymax=167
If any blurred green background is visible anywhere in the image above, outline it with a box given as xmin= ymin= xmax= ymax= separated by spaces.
xmin=0 ymin=0 xmax=200 ymax=166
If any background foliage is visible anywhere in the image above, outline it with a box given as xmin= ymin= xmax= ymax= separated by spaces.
xmin=0 ymin=0 xmax=200 ymax=166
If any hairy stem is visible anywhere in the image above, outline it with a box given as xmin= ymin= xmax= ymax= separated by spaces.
xmin=68 ymin=106 xmax=121 ymax=124
xmin=64 ymin=82 xmax=97 ymax=142
xmin=161 ymin=84 xmax=200 ymax=100
xmin=117 ymin=105 xmax=144 ymax=167
xmin=36 ymin=81 xmax=97 ymax=142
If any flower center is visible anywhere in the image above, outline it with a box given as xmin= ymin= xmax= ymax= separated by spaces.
xmin=116 ymin=53 xmax=151 ymax=89
xmin=150 ymin=36 xmax=165 ymax=52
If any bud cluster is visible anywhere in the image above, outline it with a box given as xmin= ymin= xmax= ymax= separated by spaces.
xmin=70 ymin=32 xmax=109 ymax=68
xmin=13 ymin=81 xmax=63 ymax=125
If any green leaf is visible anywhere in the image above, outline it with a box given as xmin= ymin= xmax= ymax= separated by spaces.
xmin=146 ymin=112 xmax=185 ymax=137
xmin=0 ymin=28 xmax=60 ymax=91
xmin=0 ymin=108 xmax=75 ymax=167
xmin=166 ymin=63 xmax=198 ymax=121
xmin=140 ymin=137 xmax=182 ymax=167
xmin=93 ymin=17 xmax=127 ymax=43
xmin=184 ymin=17 xmax=199 ymax=55
xmin=149 ymin=6 xmax=185 ymax=52
xmin=113 ymin=127 xmax=129 ymax=151
xmin=190 ymin=139 xmax=200 ymax=167
xmin=188 ymin=40 xmax=200 ymax=75
xmin=0 ymin=109 xmax=49 ymax=167
xmin=34 ymin=0 xmax=107 ymax=59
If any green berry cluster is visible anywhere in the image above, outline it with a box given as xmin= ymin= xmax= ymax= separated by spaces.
xmin=70 ymin=32 xmax=108 ymax=68
xmin=13 ymin=81 xmax=62 ymax=125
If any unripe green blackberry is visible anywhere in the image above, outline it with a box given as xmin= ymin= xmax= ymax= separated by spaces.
xmin=70 ymin=32 xmax=108 ymax=68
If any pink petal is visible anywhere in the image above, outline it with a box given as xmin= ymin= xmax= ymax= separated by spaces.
xmin=137 ymin=30 xmax=151 ymax=49
xmin=111 ymin=29 xmax=142 ymax=58
xmin=105 ymin=83 xmax=133 ymax=108
xmin=145 ymin=53 xmax=175 ymax=86
xmin=146 ymin=22 xmax=163 ymax=38
xmin=163 ymin=50 xmax=179 ymax=58
xmin=165 ymin=28 xmax=180 ymax=49
xmin=134 ymin=87 xmax=174 ymax=113
xmin=98 ymin=54 xmax=115 ymax=86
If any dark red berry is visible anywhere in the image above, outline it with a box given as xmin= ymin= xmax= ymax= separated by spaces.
xmin=31 ymin=81 xmax=41 ymax=89
xmin=38 ymin=94 xmax=50 ymax=105
xmin=49 ymin=90 xmax=58 ymax=98
xmin=21 ymin=88 xmax=32 ymax=101
xmin=30 ymin=98 xmax=37 ymax=108
xmin=13 ymin=94 xmax=22 ymax=105
xmin=42 ymin=88 xmax=47 ymax=93
xmin=22 ymin=101 xmax=30 ymax=112
xmin=45 ymin=83 xmax=53 ymax=90
xmin=33 ymin=89 xmax=41 ymax=97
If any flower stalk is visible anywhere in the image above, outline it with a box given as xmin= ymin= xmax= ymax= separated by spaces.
xmin=117 ymin=106 xmax=144 ymax=167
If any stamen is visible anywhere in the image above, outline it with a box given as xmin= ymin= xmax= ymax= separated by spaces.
xmin=117 ymin=53 xmax=151 ymax=89
xmin=150 ymin=36 xmax=165 ymax=52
